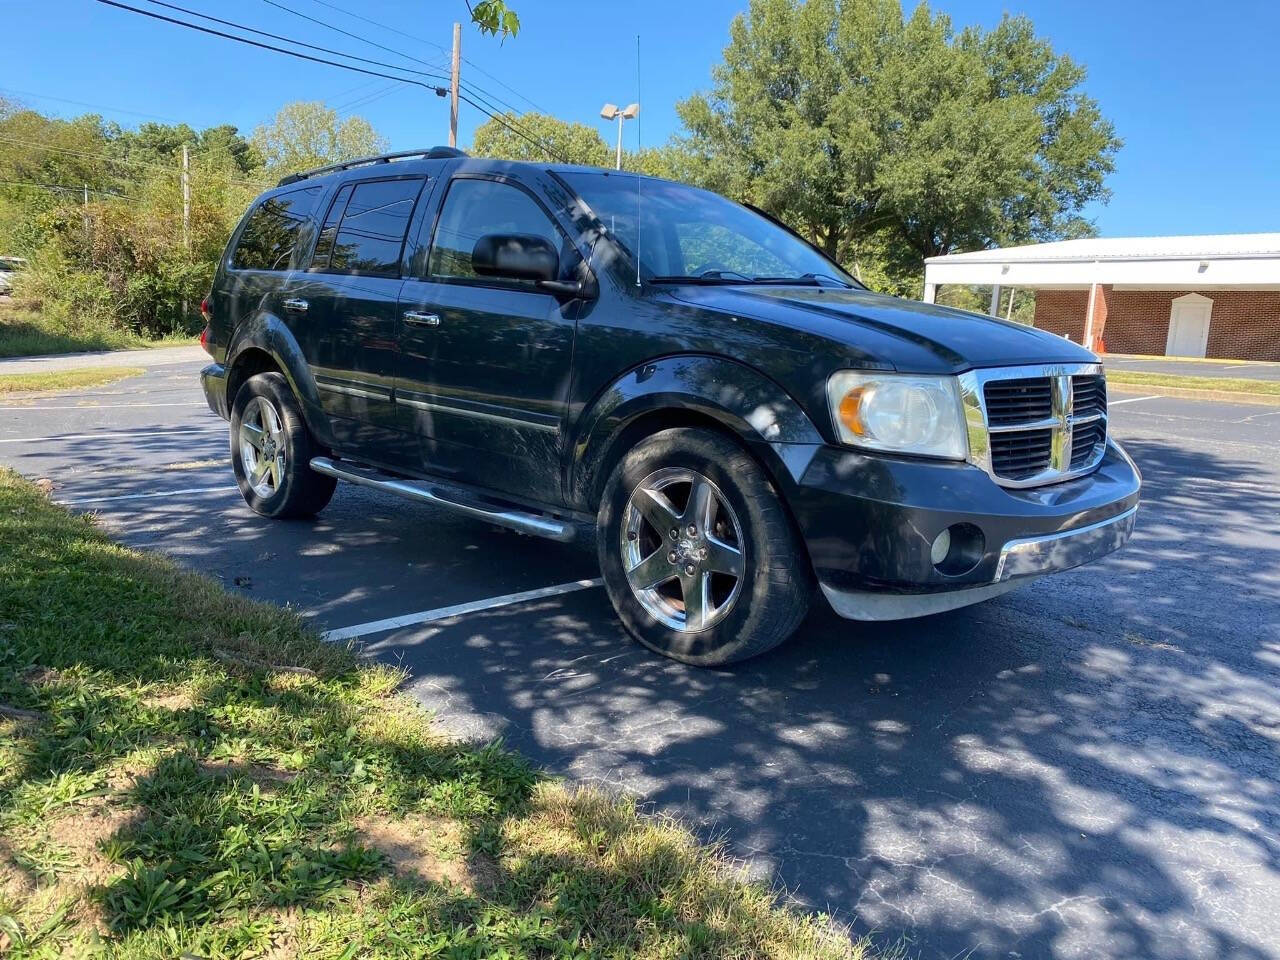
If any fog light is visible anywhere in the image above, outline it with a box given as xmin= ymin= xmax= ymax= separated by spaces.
xmin=930 ymin=528 xmax=951 ymax=566
xmin=932 ymin=522 xmax=986 ymax=577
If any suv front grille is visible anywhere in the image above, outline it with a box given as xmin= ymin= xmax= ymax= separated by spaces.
xmin=984 ymin=377 xmax=1053 ymax=426
xmin=964 ymin=364 xmax=1108 ymax=488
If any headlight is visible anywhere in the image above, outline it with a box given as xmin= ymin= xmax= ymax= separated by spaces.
xmin=826 ymin=371 xmax=967 ymax=459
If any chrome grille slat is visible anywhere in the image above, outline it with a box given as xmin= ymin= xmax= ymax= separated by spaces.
xmin=959 ymin=363 xmax=1108 ymax=488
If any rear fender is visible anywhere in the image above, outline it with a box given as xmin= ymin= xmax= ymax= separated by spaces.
xmin=225 ymin=312 xmax=334 ymax=448
xmin=569 ymin=355 xmax=825 ymax=509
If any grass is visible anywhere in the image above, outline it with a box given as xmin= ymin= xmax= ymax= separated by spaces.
xmin=0 ymin=367 xmax=144 ymax=396
xmin=1108 ymin=370 xmax=1280 ymax=397
xmin=0 ymin=306 xmax=194 ymax=359
xmin=0 ymin=469 xmax=868 ymax=959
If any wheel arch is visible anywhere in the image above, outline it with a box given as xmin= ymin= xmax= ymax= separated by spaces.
xmin=569 ymin=354 xmax=825 ymax=511
xmin=225 ymin=312 xmax=334 ymax=448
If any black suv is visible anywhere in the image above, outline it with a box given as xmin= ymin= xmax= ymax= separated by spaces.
xmin=199 ymin=147 xmax=1140 ymax=665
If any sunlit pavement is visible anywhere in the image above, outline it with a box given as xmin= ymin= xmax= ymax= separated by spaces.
xmin=3 ymin=362 xmax=1278 ymax=960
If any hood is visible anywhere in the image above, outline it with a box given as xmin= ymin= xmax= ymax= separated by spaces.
xmin=666 ymin=285 xmax=1097 ymax=373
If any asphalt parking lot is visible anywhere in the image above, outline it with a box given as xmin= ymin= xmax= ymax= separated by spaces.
xmin=1104 ymin=353 xmax=1280 ymax=380
xmin=3 ymin=355 xmax=1278 ymax=960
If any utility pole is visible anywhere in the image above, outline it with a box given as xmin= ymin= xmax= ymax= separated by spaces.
xmin=181 ymin=144 xmax=191 ymax=252
xmin=449 ymin=22 xmax=461 ymax=148
xmin=181 ymin=144 xmax=191 ymax=323
xmin=82 ymin=184 xmax=89 ymax=246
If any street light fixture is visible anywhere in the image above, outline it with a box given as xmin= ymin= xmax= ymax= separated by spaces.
xmin=600 ymin=102 xmax=640 ymax=170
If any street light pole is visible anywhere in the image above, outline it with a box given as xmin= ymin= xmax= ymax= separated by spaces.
xmin=600 ymin=103 xmax=639 ymax=171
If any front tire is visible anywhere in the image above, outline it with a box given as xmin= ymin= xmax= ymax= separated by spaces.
xmin=597 ymin=427 xmax=812 ymax=666
xmin=230 ymin=372 xmax=336 ymax=519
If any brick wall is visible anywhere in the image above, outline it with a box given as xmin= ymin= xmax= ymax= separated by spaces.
xmin=1033 ymin=289 xmax=1280 ymax=360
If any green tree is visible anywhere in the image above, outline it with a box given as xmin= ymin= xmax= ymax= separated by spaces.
xmin=251 ymin=102 xmax=387 ymax=175
xmin=676 ymin=0 xmax=1120 ymax=294
xmin=470 ymin=111 xmax=612 ymax=167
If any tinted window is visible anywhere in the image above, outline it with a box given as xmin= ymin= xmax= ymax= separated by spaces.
xmin=231 ymin=187 xmax=321 ymax=271
xmin=326 ymin=178 xmax=424 ymax=276
xmin=428 ymin=179 xmax=561 ymax=282
xmin=309 ymin=183 xmax=353 ymax=270
xmin=561 ymin=172 xmax=858 ymax=285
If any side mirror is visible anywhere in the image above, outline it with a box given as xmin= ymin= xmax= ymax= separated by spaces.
xmin=472 ymin=233 xmax=558 ymax=283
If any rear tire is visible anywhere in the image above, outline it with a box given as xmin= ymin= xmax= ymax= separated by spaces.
xmin=597 ymin=427 xmax=812 ymax=666
xmin=230 ymin=372 xmax=336 ymax=519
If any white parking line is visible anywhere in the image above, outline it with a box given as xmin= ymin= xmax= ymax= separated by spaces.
xmin=0 ymin=401 xmax=206 ymax=411
xmin=0 ymin=426 xmax=219 ymax=444
xmin=322 ymin=578 xmax=605 ymax=642
xmin=57 ymin=485 xmax=238 ymax=506
xmin=1108 ymin=395 xmax=1160 ymax=406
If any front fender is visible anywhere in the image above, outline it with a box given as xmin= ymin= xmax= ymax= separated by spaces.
xmin=226 ymin=313 xmax=334 ymax=448
xmin=568 ymin=354 xmax=826 ymax=509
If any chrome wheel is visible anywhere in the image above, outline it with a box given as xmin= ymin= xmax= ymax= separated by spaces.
xmin=238 ymin=395 xmax=286 ymax=499
xmin=620 ymin=467 xmax=745 ymax=632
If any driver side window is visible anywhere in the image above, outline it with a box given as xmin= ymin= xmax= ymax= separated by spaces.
xmin=427 ymin=178 xmax=563 ymax=284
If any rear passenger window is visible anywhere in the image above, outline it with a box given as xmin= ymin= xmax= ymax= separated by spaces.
xmin=310 ymin=184 xmax=353 ymax=270
xmin=231 ymin=186 xmax=321 ymax=271
xmin=428 ymin=178 xmax=562 ymax=283
xmin=315 ymin=178 xmax=424 ymax=277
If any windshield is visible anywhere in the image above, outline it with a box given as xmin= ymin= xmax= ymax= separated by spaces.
xmin=561 ymin=172 xmax=858 ymax=287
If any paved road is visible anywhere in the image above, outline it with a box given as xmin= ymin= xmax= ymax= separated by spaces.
xmin=3 ymin=363 xmax=1278 ymax=960
xmin=0 ymin=343 xmax=204 ymax=375
xmin=1104 ymin=354 xmax=1280 ymax=381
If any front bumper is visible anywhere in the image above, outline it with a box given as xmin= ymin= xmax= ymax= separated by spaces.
xmin=200 ymin=362 xmax=229 ymax=421
xmin=785 ymin=437 xmax=1141 ymax=620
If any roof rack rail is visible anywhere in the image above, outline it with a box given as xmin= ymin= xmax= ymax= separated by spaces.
xmin=276 ymin=146 xmax=468 ymax=187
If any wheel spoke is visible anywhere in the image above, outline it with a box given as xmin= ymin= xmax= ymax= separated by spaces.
xmin=704 ymin=534 xmax=744 ymax=578
xmin=269 ymin=454 xmax=283 ymax=488
xmin=627 ymin=547 xmax=675 ymax=592
xmin=633 ymin=486 xmax=680 ymax=533
xmin=684 ymin=477 xmax=715 ymax=529
xmin=251 ymin=455 xmax=270 ymax=484
xmin=240 ymin=421 xmax=265 ymax=451
xmin=681 ymin=573 xmax=709 ymax=631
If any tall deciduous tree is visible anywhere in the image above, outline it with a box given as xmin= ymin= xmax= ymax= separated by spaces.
xmin=470 ymin=111 xmax=612 ymax=167
xmin=676 ymin=0 xmax=1120 ymax=293
xmin=251 ymin=102 xmax=387 ymax=174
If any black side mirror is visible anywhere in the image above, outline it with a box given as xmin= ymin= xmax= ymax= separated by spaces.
xmin=472 ymin=233 xmax=558 ymax=282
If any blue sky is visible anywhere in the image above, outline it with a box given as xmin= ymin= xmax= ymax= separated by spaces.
xmin=5 ymin=0 xmax=1278 ymax=238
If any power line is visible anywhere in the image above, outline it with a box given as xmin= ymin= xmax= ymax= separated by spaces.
xmin=144 ymin=0 xmax=451 ymax=84
xmin=94 ymin=0 xmax=450 ymax=95
xmin=0 ymin=179 xmax=138 ymax=201
xmin=296 ymin=0 xmax=551 ymax=116
xmin=0 ymin=87 xmax=190 ymax=125
xmin=94 ymin=0 xmax=570 ymax=162
xmin=259 ymin=0 xmax=447 ymax=73
xmin=0 ymin=134 xmax=273 ymax=187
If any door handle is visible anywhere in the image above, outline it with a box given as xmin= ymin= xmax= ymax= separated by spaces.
xmin=282 ymin=297 xmax=308 ymax=313
xmin=403 ymin=311 xmax=441 ymax=327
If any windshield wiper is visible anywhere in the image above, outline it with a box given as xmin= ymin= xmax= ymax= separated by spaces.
xmin=648 ymin=271 xmax=856 ymax=288
xmin=648 ymin=274 xmax=747 ymax=285
xmin=749 ymin=273 xmax=854 ymax=288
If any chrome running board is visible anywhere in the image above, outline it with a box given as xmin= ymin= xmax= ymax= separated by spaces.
xmin=309 ymin=457 xmax=576 ymax=542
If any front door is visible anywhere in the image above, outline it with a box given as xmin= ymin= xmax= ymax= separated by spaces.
xmin=1166 ymin=295 xmax=1212 ymax=358
xmin=396 ymin=176 xmax=579 ymax=506
xmin=283 ymin=175 xmax=428 ymax=464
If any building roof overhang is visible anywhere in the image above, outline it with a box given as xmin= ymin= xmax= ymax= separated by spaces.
xmin=923 ymin=233 xmax=1280 ymax=290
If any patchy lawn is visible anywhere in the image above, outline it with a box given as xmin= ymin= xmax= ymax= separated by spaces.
xmin=0 ymin=306 xmax=193 ymax=359
xmin=0 ymin=367 xmax=144 ymax=396
xmin=1108 ymin=370 xmax=1280 ymax=398
xmin=0 ymin=470 xmax=867 ymax=959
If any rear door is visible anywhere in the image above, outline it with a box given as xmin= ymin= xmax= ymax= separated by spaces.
xmin=218 ymin=184 xmax=324 ymax=354
xmin=281 ymin=175 xmax=427 ymax=464
xmin=396 ymin=175 xmax=580 ymax=505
